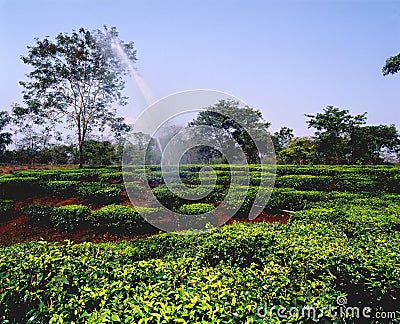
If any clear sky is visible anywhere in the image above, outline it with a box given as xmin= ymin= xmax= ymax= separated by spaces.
xmin=1 ymin=0 xmax=399 ymax=136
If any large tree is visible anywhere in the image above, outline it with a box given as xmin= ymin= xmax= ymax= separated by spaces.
xmin=383 ymin=52 xmax=400 ymax=76
xmin=188 ymin=99 xmax=272 ymax=164
xmin=349 ymin=125 xmax=400 ymax=164
xmin=14 ymin=26 xmax=136 ymax=167
xmin=306 ymin=106 xmax=367 ymax=164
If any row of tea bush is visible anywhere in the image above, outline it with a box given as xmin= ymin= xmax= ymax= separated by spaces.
xmin=1 ymin=219 xmax=398 ymax=322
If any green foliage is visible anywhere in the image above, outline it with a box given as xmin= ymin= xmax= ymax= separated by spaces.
xmin=1 ymin=164 xmax=400 ymax=321
xmin=0 ymin=110 xmax=12 ymax=154
xmin=98 ymin=172 xmax=123 ymax=183
xmin=188 ymin=99 xmax=271 ymax=164
xmin=50 ymin=205 xmax=91 ymax=232
xmin=0 ymin=199 xmax=14 ymax=220
xmin=306 ymin=106 xmax=367 ymax=164
xmin=44 ymin=180 xmax=81 ymax=197
xmin=272 ymin=126 xmax=294 ymax=152
xmin=291 ymin=204 xmax=400 ymax=237
xmin=176 ymin=203 xmax=218 ymax=230
xmin=76 ymin=183 xmax=123 ymax=202
xmin=21 ymin=205 xmax=55 ymax=224
xmin=383 ymin=52 xmax=400 ymax=75
xmin=277 ymin=137 xmax=316 ymax=165
xmin=14 ymin=26 xmax=136 ymax=167
xmin=0 ymin=176 xmax=42 ymax=199
xmin=349 ymin=125 xmax=400 ymax=164
xmin=275 ymin=175 xmax=332 ymax=191
xmin=177 ymin=203 xmax=216 ymax=215
xmin=1 ymin=221 xmax=399 ymax=322
xmin=91 ymin=204 xmax=156 ymax=234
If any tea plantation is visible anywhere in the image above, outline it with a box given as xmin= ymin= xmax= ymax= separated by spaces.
xmin=0 ymin=165 xmax=399 ymax=323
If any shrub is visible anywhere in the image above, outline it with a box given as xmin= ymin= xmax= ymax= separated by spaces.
xmin=44 ymin=180 xmax=80 ymax=197
xmin=91 ymin=204 xmax=150 ymax=234
xmin=98 ymin=172 xmax=123 ymax=183
xmin=50 ymin=205 xmax=91 ymax=232
xmin=1 ymin=222 xmax=398 ymax=322
xmin=176 ymin=203 xmax=215 ymax=215
xmin=176 ymin=203 xmax=218 ymax=231
xmin=0 ymin=176 xmax=42 ymax=199
xmin=21 ymin=205 xmax=55 ymax=224
xmin=334 ymin=175 xmax=378 ymax=192
xmin=275 ymin=175 xmax=333 ymax=191
xmin=290 ymin=204 xmax=400 ymax=237
xmin=0 ymin=199 xmax=14 ymax=221
xmin=152 ymin=186 xmax=181 ymax=209
xmin=75 ymin=183 xmax=123 ymax=203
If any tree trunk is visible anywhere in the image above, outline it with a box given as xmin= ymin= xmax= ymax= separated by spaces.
xmin=78 ymin=143 xmax=83 ymax=168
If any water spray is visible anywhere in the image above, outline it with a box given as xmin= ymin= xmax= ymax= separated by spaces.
xmin=110 ymin=40 xmax=155 ymax=107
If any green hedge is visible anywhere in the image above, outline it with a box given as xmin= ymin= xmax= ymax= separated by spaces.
xmin=76 ymin=183 xmax=123 ymax=202
xmin=0 ymin=199 xmax=14 ymax=221
xmin=176 ymin=203 xmax=218 ymax=230
xmin=50 ymin=205 xmax=91 ymax=232
xmin=0 ymin=176 xmax=42 ymax=199
xmin=43 ymin=181 xmax=123 ymax=203
xmin=44 ymin=180 xmax=81 ymax=197
xmin=152 ymin=185 xmax=227 ymax=209
xmin=290 ymin=203 xmax=400 ymax=237
xmin=177 ymin=203 xmax=216 ymax=215
xmin=91 ymin=204 xmax=159 ymax=234
xmin=1 ymin=221 xmax=398 ymax=322
xmin=21 ymin=205 xmax=55 ymax=224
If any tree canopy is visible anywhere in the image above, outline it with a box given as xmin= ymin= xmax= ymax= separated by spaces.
xmin=383 ymin=52 xmax=400 ymax=76
xmin=13 ymin=26 xmax=135 ymax=167
xmin=306 ymin=106 xmax=367 ymax=164
xmin=349 ymin=125 xmax=400 ymax=164
xmin=272 ymin=127 xmax=294 ymax=152
xmin=188 ymin=99 xmax=271 ymax=164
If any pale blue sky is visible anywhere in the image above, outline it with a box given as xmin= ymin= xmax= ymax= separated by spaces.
xmin=1 ymin=0 xmax=400 ymax=136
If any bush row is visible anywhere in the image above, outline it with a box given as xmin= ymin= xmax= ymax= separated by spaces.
xmin=21 ymin=204 xmax=161 ymax=233
xmin=1 ymin=221 xmax=398 ymax=322
xmin=152 ymin=184 xmax=364 ymax=215
xmin=0 ymin=176 xmax=124 ymax=203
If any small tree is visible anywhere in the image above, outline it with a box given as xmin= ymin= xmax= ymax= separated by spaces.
xmin=278 ymin=137 xmax=316 ymax=165
xmin=14 ymin=26 xmax=136 ymax=167
xmin=0 ymin=111 xmax=12 ymax=155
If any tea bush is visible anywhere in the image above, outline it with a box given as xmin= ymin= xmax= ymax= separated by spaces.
xmin=176 ymin=203 xmax=218 ymax=230
xmin=0 ymin=176 xmax=42 ymax=199
xmin=0 ymin=199 xmax=14 ymax=220
xmin=275 ymin=175 xmax=333 ymax=191
xmin=21 ymin=205 xmax=55 ymax=224
xmin=177 ymin=203 xmax=215 ymax=215
xmin=44 ymin=180 xmax=80 ymax=197
xmin=75 ymin=182 xmax=123 ymax=203
xmin=91 ymin=204 xmax=158 ymax=234
xmin=1 ymin=221 xmax=398 ymax=322
xmin=50 ymin=205 xmax=91 ymax=232
xmin=291 ymin=204 xmax=400 ymax=237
